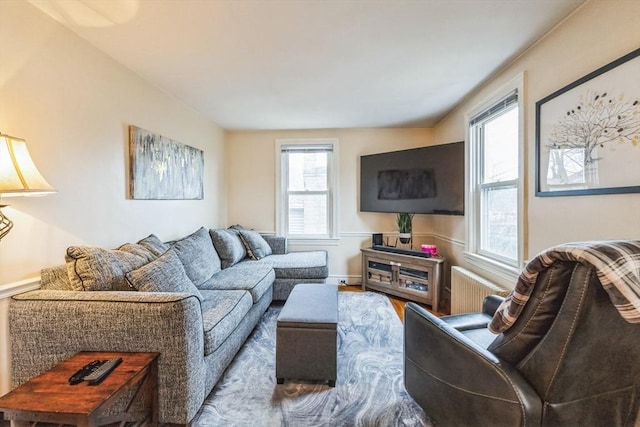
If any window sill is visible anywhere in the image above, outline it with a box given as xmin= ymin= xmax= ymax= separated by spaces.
xmin=287 ymin=237 xmax=341 ymax=246
xmin=463 ymin=252 xmax=519 ymax=287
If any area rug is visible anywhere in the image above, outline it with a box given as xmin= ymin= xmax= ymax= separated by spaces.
xmin=192 ymin=291 xmax=431 ymax=426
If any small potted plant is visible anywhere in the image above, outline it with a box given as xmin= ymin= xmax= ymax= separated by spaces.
xmin=396 ymin=213 xmax=414 ymax=244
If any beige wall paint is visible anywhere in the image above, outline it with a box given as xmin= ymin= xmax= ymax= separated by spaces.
xmin=226 ymin=128 xmax=445 ymax=281
xmin=0 ymin=1 xmax=227 ymax=285
xmin=433 ymin=0 xmax=640 ymax=277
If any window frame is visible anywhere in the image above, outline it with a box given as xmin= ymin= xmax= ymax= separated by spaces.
xmin=275 ymin=138 xmax=339 ymax=244
xmin=464 ymin=73 xmax=525 ymax=283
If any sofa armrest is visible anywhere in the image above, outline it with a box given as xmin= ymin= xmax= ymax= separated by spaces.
xmin=10 ymin=289 xmax=205 ymax=423
xmin=404 ymin=302 xmax=541 ymax=427
xmin=483 ymin=294 xmax=505 ymax=317
xmin=262 ymin=235 xmax=287 ymax=254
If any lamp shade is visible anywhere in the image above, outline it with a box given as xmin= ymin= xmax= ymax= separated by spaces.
xmin=0 ymin=133 xmax=56 ymax=196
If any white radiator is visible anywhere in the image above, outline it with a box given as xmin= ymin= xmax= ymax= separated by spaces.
xmin=450 ymin=266 xmax=509 ymax=314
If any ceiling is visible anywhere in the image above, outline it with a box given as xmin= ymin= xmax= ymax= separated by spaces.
xmin=29 ymin=0 xmax=587 ymax=130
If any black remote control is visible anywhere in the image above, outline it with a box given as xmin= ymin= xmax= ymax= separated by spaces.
xmin=68 ymin=359 xmax=104 ymax=385
xmin=84 ymin=357 xmax=123 ymax=385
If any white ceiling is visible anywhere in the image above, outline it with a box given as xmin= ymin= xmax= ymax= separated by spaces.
xmin=29 ymin=0 xmax=587 ymax=130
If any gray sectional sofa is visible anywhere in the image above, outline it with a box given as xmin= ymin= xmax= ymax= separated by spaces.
xmin=8 ymin=226 xmax=328 ymax=425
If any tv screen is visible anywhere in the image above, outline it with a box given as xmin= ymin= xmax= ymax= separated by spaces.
xmin=360 ymin=142 xmax=464 ymax=215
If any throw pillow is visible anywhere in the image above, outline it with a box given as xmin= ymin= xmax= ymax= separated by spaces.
xmin=210 ymin=229 xmax=247 ymax=269
xmin=65 ymin=244 xmax=157 ymax=291
xmin=237 ymin=229 xmax=273 ymax=260
xmin=40 ymin=265 xmax=74 ymax=291
xmin=137 ymin=234 xmax=169 ymax=256
xmin=171 ymin=227 xmax=221 ymax=286
xmin=126 ymin=249 xmax=203 ymax=302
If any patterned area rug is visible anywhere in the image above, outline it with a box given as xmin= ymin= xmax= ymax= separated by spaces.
xmin=193 ymin=291 xmax=430 ymax=426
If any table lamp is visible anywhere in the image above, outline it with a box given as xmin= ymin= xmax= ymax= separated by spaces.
xmin=0 ymin=133 xmax=56 ymax=240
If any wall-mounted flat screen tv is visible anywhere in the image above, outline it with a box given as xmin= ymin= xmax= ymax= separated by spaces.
xmin=360 ymin=141 xmax=464 ymax=215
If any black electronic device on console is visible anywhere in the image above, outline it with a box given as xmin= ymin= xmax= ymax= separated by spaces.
xmin=68 ymin=357 xmax=122 ymax=385
xmin=69 ymin=359 xmax=103 ymax=385
xmin=84 ymin=357 xmax=122 ymax=385
xmin=372 ymin=245 xmax=432 ymax=258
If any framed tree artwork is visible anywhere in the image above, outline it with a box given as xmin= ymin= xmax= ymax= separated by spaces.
xmin=535 ymin=48 xmax=640 ymax=197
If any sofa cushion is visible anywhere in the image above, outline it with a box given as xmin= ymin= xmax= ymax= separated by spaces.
xmin=237 ymin=229 xmax=272 ymax=260
xmin=252 ymin=251 xmax=329 ymax=280
xmin=200 ymin=289 xmax=253 ymax=355
xmin=198 ymin=264 xmax=275 ymax=303
xmin=210 ymin=229 xmax=246 ymax=269
xmin=125 ymin=249 xmax=204 ymax=302
xmin=137 ymin=234 xmax=170 ymax=256
xmin=171 ymin=227 xmax=221 ymax=286
xmin=65 ymin=243 xmax=157 ymax=291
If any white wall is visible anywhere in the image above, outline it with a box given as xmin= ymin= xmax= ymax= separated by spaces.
xmin=0 ymin=1 xmax=227 ymax=393
xmin=0 ymin=1 xmax=228 ymax=284
xmin=227 ymin=0 xmax=640 ymax=292
xmin=226 ymin=128 xmax=445 ymax=281
xmin=433 ymin=0 xmax=640 ymax=283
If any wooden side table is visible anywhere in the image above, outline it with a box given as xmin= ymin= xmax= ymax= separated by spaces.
xmin=0 ymin=351 xmax=159 ymax=427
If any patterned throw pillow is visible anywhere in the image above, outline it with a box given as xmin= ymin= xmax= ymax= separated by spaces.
xmin=210 ymin=229 xmax=247 ymax=269
xmin=237 ymin=229 xmax=273 ymax=260
xmin=65 ymin=243 xmax=157 ymax=291
xmin=171 ymin=227 xmax=221 ymax=286
xmin=126 ymin=249 xmax=203 ymax=302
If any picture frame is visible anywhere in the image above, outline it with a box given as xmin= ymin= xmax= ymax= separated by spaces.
xmin=535 ymin=48 xmax=640 ymax=197
xmin=129 ymin=126 xmax=204 ymax=200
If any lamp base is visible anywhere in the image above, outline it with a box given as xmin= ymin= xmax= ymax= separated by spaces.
xmin=0 ymin=205 xmax=14 ymax=240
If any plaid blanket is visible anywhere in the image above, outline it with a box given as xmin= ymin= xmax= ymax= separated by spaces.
xmin=489 ymin=240 xmax=640 ymax=333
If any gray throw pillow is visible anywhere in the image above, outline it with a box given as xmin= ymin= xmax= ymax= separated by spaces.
xmin=238 ymin=229 xmax=272 ymax=260
xmin=171 ymin=227 xmax=221 ymax=286
xmin=65 ymin=243 xmax=157 ymax=291
xmin=137 ymin=234 xmax=169 ymax=256
xmin=210 ymin=229 xmax=247 ymax=269
xmin=40 ymin=265 xmax=74 ymax=291
xmin=126 ymin=249 xmax=203 ymax=302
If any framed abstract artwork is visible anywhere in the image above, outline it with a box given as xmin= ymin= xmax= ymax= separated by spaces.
xmin=129 ymin=126 xmax=204 ymax=200
xmin=535 ymin=48 xmax=640 ymax=197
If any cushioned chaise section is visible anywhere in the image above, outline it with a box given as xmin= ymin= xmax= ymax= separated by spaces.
xmin=200 ymin=290 xmax=253 ymax=355
xmin=203 ymin=288 xmax=273 ymax=393
xmin=254 ymin=251 xmax=328 ymax=279
xmin=197 ymin=264 xmax=274 ymax=303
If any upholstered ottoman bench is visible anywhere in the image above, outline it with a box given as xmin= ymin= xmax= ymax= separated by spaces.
xmin=276 ymin=283 xmax=338 ymax=386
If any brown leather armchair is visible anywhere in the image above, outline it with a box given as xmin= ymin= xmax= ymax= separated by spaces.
xmin=404 ymin=260 xmax=640 ymax=426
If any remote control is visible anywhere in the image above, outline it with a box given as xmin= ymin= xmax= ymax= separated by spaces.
xmin=84 ymin=357 xmax=123 ymax=385
xmin=68 ymin=359 xmax=104 ymax=385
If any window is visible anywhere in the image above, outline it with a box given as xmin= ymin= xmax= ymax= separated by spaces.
xmin=466 ymin=75 xmax=524 ymax=278
xmin=276 ymin=139 xmax=338 ymax=241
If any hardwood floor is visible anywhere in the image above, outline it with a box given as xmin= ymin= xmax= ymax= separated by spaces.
xmin=338 ymin=285 xmax=448 ymax=322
